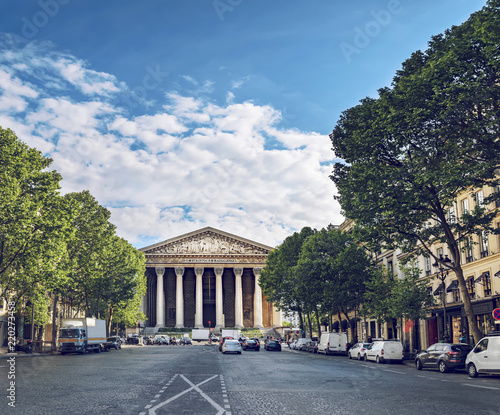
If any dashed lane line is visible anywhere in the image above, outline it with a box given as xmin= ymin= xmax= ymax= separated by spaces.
xmin=462 ymin=383 xmax=500 ymax=391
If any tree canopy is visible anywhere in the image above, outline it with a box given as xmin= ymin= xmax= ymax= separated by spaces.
xmin=330 ymin=1 xmax=500 ymax=343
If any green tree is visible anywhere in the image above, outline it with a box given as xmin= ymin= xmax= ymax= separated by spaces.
xmin=297 ymin=228 xmax=373 ymax=341
xmin=260 ymin=227 xmax=316 ymax=332
xmin=0 ymin=127 xmax=72 ymax=346
xmin=330 ymin=1 xmax=500 ymax=344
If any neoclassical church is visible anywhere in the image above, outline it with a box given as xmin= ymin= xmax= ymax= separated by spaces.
xmin=139 ymin=227 xmax=281 ymax=330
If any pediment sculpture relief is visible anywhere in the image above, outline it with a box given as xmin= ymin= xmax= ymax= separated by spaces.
xmin=150 ymin=233 xmax=268 ymax=255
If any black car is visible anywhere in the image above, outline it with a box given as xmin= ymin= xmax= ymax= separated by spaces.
xmin=265 ymin=340 xmax=281 ymax=351
xmin=105 ymin=336 xmax=122 ymax=350
xmin=242 ymin=339 xmax=260 ymax=351
xmin=179 ymin=337 xmax=192 ymax=345
xmin=415 ymin=343 xmax=472 ymax=373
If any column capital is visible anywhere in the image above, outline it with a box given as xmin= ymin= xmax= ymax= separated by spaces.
xmin=214 ymin=267 xmax=224 ymax=276
xmin=194 ymin=267 xmax=204 ymax=277
xmin=155 ymin=267 xmax=165 ymax=277
xmin=234 ymin=267 xmax=243 ymax=277
xmin=253 ymin=267 xmax=262 ymax=276
xmin=175 ymin=267 xmax=185 ymax=277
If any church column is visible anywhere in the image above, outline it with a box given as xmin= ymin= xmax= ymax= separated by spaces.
xmin=253 ymin=267 xmax=264 ymax=328
xmin=234 ymin=267 xmax=244 ymax=329
xmin=155 ymin=267 xmax=165 ymax=327
xmin=195 ymin=267 xmax=204 ymax=328
xmin=175 ymin=267 xmax=185 ymax=328
xmin=215 ymin=267 xmax=224 ymax=329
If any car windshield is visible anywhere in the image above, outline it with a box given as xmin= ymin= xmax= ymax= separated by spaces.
xmin=59 ymin=329 xmax=80 ymax=338
xmin=107 ymin=337 xmax=117 ymax=342
xmin=246 ymin=340 xmax=256 ymax=344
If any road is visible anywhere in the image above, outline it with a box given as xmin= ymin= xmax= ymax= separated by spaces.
xmin=1 ymin=344 xmax=500 ymax=415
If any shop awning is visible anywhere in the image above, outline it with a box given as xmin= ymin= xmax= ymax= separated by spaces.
xmin=446 ymin=280 xmax=459 ymax=292
xmin=475 ymin=272 xmax=489 ymax=283
xmin=433 ymin=286 xmax=443 ymax=296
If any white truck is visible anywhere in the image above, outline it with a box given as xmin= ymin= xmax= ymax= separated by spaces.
xmin=192 ymin=329 xmax=210 ymax=342
xmin=221 ymin=329 xmax=240 ymax=339
xmin=317 ymin=332 xmax=348 ymax=355
xmin=58 ymin=318 xmax=107 ymax=355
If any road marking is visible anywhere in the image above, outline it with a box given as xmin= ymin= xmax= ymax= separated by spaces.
xmin=462 ymin=383 xmax=500 ymax=391
xmin=383 ymin=369 xmax=405 ymax=374
xmin=145 ymin=374 xmax=228 ymax=415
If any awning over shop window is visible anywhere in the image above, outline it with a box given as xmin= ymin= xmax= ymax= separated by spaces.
xmin=433 ymin=286 xmax=443 ymax=296
xmin=446 ymin=280 xmax=459 ymax=292
xmin=475 ymin=271 xmax=489 ymax=283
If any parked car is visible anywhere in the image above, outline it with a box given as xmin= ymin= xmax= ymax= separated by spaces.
xmin=415 ymin=343 xmax=472 ymax=373
xmin=154 ymin=336 xmax=170 ymax=345
xmin=265 ymin=340 xmax=282 ymax=351
xmin=466 ymin=334 xmax=500 ymax=377
xmin=365 ymin=340 xmax=404 ymax=364
xmin=307 ymin=341 xmax=319 ymax=353
xmin=219 ymin=336 xmax=234 ymax=351
xmin=105 ymin=336 xmax=122 ymax=350
xmin=242 ymin=339 xmax=260 ymax=351
xmin=209 ymin=333 xmax=219 ymax=343
xmin=222 ymin=339 xmax=242 ymax=354
xmin=348 ymin=342 xmax=371 ymax=360
xmin=294 ymin=338 xmax=311 ymax=351
xmin=179 ymin=337 xmax=192 ymax=345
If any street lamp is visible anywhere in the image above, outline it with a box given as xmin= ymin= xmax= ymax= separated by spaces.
xmin=433 ymin=255 xmax=453 ymax=343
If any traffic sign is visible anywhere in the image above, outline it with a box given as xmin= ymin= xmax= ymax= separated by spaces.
xmin=492 ymin=308 xmax=500 ymax=320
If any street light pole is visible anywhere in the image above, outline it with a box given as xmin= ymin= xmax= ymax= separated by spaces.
xmin=433 ymin=255 xmax=452 ymax=343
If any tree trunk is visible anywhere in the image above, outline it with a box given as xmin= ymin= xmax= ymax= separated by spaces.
xmin=107 ymin=307 xmax=113 ymax=338
xmin=314 ymin=306 xmax=321 ymax=338
xmin=341 ymin=307 xmax=353 ymax=343
xmin=298 ymin=309 xmax=304 ymax=335
xmin=51 ymin=295 xmax=59 ymax=352
xmin=307 ymin=313 xmax=313 ymax=339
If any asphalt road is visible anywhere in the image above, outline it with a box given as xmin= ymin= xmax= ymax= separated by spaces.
xmin=1 ymin=344 xmax=500 ymax=415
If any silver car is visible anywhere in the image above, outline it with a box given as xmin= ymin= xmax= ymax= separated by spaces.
xmin=348 ymin=342 xmax=371 ymax=360
xmin=221 ymin=339 xmax=242 ymax=354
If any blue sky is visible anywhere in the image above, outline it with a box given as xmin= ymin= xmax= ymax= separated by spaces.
xmin=0 ymin=0 xmax=487 ymax=247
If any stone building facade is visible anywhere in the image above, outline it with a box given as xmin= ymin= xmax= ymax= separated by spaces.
xmin=139 ymin=227 xmax=281 ymax=329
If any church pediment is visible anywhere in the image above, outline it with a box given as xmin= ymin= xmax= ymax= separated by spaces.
xmin=140 ymin=227 xmax=273 ymax=257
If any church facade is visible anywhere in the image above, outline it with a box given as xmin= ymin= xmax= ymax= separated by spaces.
xmin=139 ymin=227 xmax=281 ymax=329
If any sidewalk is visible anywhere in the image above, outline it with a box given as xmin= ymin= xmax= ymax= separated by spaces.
xmin=0 ymin=346 xmax=57 ymax=359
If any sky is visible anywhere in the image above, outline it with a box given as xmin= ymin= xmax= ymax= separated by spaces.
xmin=0 ymin=0 xmax=488 ymax=248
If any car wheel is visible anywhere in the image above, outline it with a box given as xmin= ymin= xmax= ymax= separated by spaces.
xmin=438 ymin=360 xmax=448 ymax=373
xmin=468 ymin=363 xmax=478 ymax=378
xmin=364 ymin=354 xmax=368 ymax=362
xmin=376 ymin=355 xmax=382 ymax=364
xmin=238 ymin=351 xmax=241 ymax=354
xmin=357 ymin=353 xmax=361 ymax=361
xmin=61 ymin=352 xmax=66 ymax=355
xmin=415 ymin=359 xmax=423 ymax=370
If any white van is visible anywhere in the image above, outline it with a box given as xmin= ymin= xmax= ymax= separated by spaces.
xmin=317 ymin=332 xmax=348 ymax=355
xmin=295 ymin=338 xmax=311 ymax=351
xmin=466 ymin=335 xmax=500 ymax=377
xmin=364 ymin=340 xmax=404 ymax=363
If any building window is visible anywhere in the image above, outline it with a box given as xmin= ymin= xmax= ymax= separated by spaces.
xmin=484 ymin=272 xmax=492 ymax=297
xmin=425 ymin=257 xmax=431 ymax=276
xmin=462 ymin=199 xmax=469 ymax=215
xmin=495 ymin=185 xmax=500 ymax=208
xmin=448 ymin=206 xmax=455 ymax=223
xmin=480 ymin=231 xmax=489 ymax=258
xmin=452 ymin=287 xmax=460 ymax=303
xmin=387 ymin=260 xmax=393 ymax=275
xmin=465 ymin=237 xmax=473 ymax=263
xmin=169 ymin=308 xmax=176 ymax=319
xmin=467 ymin=277 xmax=475 ymax=299
xmin=476 ymin=190 xmax=484 ymax=207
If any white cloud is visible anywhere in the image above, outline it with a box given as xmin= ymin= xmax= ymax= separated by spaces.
xmin=0 ymin=40 xmax=342 ymax=248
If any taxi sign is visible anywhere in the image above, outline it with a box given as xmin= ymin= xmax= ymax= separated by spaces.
xmin=492 ymin=308 xmax=500 ymax=321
